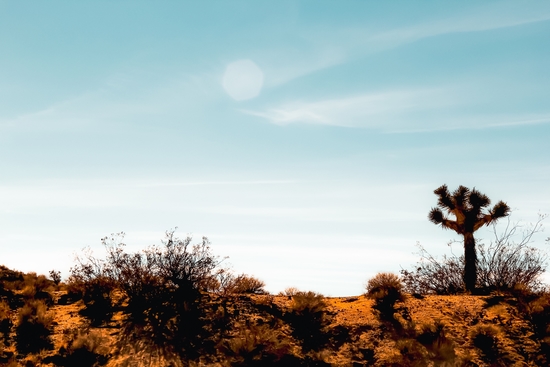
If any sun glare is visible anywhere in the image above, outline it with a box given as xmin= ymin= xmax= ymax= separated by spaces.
xmin=222 ymin=59 xmax=264 ymax=101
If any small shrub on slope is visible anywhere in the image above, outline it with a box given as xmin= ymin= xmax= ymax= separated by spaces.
xmin=221 ymin=324 xmax=292 ymax=366
xmin=366 ymin=272 xmax=404 ymax=318
xmin=15 ymin=300 xmax=54 ymax=354
xmin=55 ymin=330 xmax=109 ymax=367
xmin=226 ymin=274 xmax=266 ymax=295
xmin=470 ymin=324 xmax=506 ymax=365
xmin=286 ymin=291 xmax=330 ymax=351
xmin=0 ymin=300 xmax=12 ymax=349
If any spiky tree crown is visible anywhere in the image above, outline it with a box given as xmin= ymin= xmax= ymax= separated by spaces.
xmin=428 ymin=184 xmax=510 ymax=234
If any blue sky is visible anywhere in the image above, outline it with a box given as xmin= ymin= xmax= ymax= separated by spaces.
xmin=1 ymin=1 xmax=549 ymax=295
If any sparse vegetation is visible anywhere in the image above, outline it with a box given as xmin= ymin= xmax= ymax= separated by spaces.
xmin=0 ymin=300 xmax=12 ymax=351
xmin=401 ymin=213 xmax=549 ymax=294
xmin=470 ymin=324 xmax=505 ymax=364
xmin=48 ymin=329 xmax=109 ymax=367
xmin=286 ymin=291 xmax=330 ymax=351
xmin=48 ymin=270 xmax=62 ymax=286
xmin=366 ymin=272 xmax=404 ymax=318
xmin=221 ymin=324 xmax=293 ymax=366
xmin=14 ymin=300 xmax=54 ymax=354
xmin=226 ymin=274 xmax=267 ymax=295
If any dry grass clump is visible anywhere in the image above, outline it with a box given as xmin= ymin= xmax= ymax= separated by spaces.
xmin=279 ymin=287 xmax=300 ymax=297
xmin=415 ymin=320 xmax=457 ymax=364
xmin=285 ymin=291 xmax=331 ymax=352
xmin=469 ymin=324 xmax=506 ymax=364
xmin=289 ymin=291 xmax=326 ymax=315
xmin=0 ymin=300 xmax=12 ymax=343
xmin=366 ymin=273 xmax=404 ymax=319
xmin=226 ymin=274 xmax=267 ymax=295
xmin=14 ymin=300 xmax=54 ymax=354
xmin=206 ymin=271 xmax=267 ymax=295
xmin=221 ymin=324 xmax=293 ymax=366
xmin=48 ymin=329 xmax=110 ymax=367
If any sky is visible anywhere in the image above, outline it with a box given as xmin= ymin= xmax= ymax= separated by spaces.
xmin=1 ymin=1 xmax=549 ymax=296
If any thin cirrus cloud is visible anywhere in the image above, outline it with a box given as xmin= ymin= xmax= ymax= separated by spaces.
xmin=240 ymin=87 xmax=455 ymax=129
xmin=241 ymin=84 xmax=550 ymax=132
xmin=0 ymin=72 xmax=216 ymax=132
xmin=325 ymin=3 xmax=550 ymax=58
xmin=257 ymin=4 xmax=550 ymax=90
xmin=364 ymin=7 xmax=550 ymax=51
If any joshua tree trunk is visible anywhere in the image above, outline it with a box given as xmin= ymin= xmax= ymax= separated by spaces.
xmin=463 ymin=232 xmax=477 ymax=292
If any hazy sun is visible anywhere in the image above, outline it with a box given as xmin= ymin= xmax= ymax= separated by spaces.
xmin=222 ymin=59 xmax=264 ymax=101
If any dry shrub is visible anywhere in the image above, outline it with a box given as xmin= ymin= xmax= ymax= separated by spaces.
xmin=52 ymin=330 xmax=109 ymax=367
xmin=71 ymin=230 xmax=226 ymax=357
xmin=11 ymin=273 xmax=54 ymax=307
xmin=221 ymin=324 xmax=293 ymax=366
xmin=0 ymin=300 xmax=12 ymax=347
xmin=470 ymin=324 xmax=505 ymax=364
xmin=396 ymin=338 xmax=428 ymax=366
xmin=19 ymin=273 xmax=53 ymax=294
xmin=15 ymin=300 xmax=54 ymax=354
xmin=279 ymin=287 xmax=299 ymax=297
xmin=0 ymin=358 xmax=19 ymax=367
xmin=286 ymin=291 xmax=330 ymax=351
xmin=49 ymin=270 xmax=62 ymax=286
xmin=366 ymin=273 xmax=404 ymax=318
xmin=67 ymin=275 xmax=115 ymax=326
xmin=226 ymin=274 xmax=266 ymax=295
xmin=416 ymin=321 xmax=457 ymax=364
xmin=0 ymin=266 xmax=24 ymax=291
xmin=290 ymin=291 xmax=326 ymax=315
xmin=206 ymin=271 xmax=266 ymax=295
xmin=400 ymin=244 xmax=464 ymax=295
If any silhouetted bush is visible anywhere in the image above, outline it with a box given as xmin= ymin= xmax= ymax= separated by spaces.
xmin=45 ymin=330 xmax=109 ymax=367
xmin=71 ymin=230 xmax=226 ymax=356
xmin=0 ymin=300 xmax=12 ymax=349
xmin=366 ymin=272 xmax=404 ymax=318
xmin=286 ymin=291 xmax=330 ymax=351
xmin=68 ymin=256 xmax=115 ymax=326
xmin=395 ymin=338 xmax=427 ymax=366
xmin=401 ymin=214 xmax=548 ymax=294
xmin=221 ymin=324 xmax=292 ymax=366
xmin=15 ymin=300 xmax=54 ymax=354
xmin=202 ymin=270 xmax=266 ymax=296
xmin=225 ymin=274 xmax=267 ymax=295
xmin=470 ymin=324 xmax=504 ymax=364
xmin=416 ymin=321 xmax=457 ymax=364
xmin=279 ymin=287 xmax=300 ymax=297
xmin=49 ymin=270 xmax=62 ymax=286
xmin=0 ymin=265 xmax=24 ymax=289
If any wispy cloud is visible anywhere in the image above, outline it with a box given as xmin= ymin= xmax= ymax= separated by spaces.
xmin=241 ymin=87 xmax=455 ymax=128
xmin=258 ymin=2 xmax=550 ymax=88
xmin=243 ymin=78 xmax=550 ymax=132
xmin=0 ymin=70 xmax=219 ymax=132
xmin=363 ymin=4 xmax=550 ymax=51
xmin=258 ymin=46 xmax=346 ymax=88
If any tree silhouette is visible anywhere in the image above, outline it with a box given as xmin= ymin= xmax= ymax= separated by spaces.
xmin=428 ymin=185 xmax=510 ymax=292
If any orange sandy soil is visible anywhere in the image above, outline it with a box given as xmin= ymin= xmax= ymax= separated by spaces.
xmin=3 ymin=292 xmax=542 ymax=366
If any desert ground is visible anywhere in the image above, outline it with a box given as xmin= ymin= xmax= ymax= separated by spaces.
xmin=2 ymin=277 xmax=549 ymax=367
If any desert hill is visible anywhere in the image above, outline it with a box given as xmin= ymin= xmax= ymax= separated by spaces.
xmin=1 ymin=268 xmax=550 ymax=367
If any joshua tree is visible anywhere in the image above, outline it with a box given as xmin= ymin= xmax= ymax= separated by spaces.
xmin=428 ymin=185 xmax=510 ymax=292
